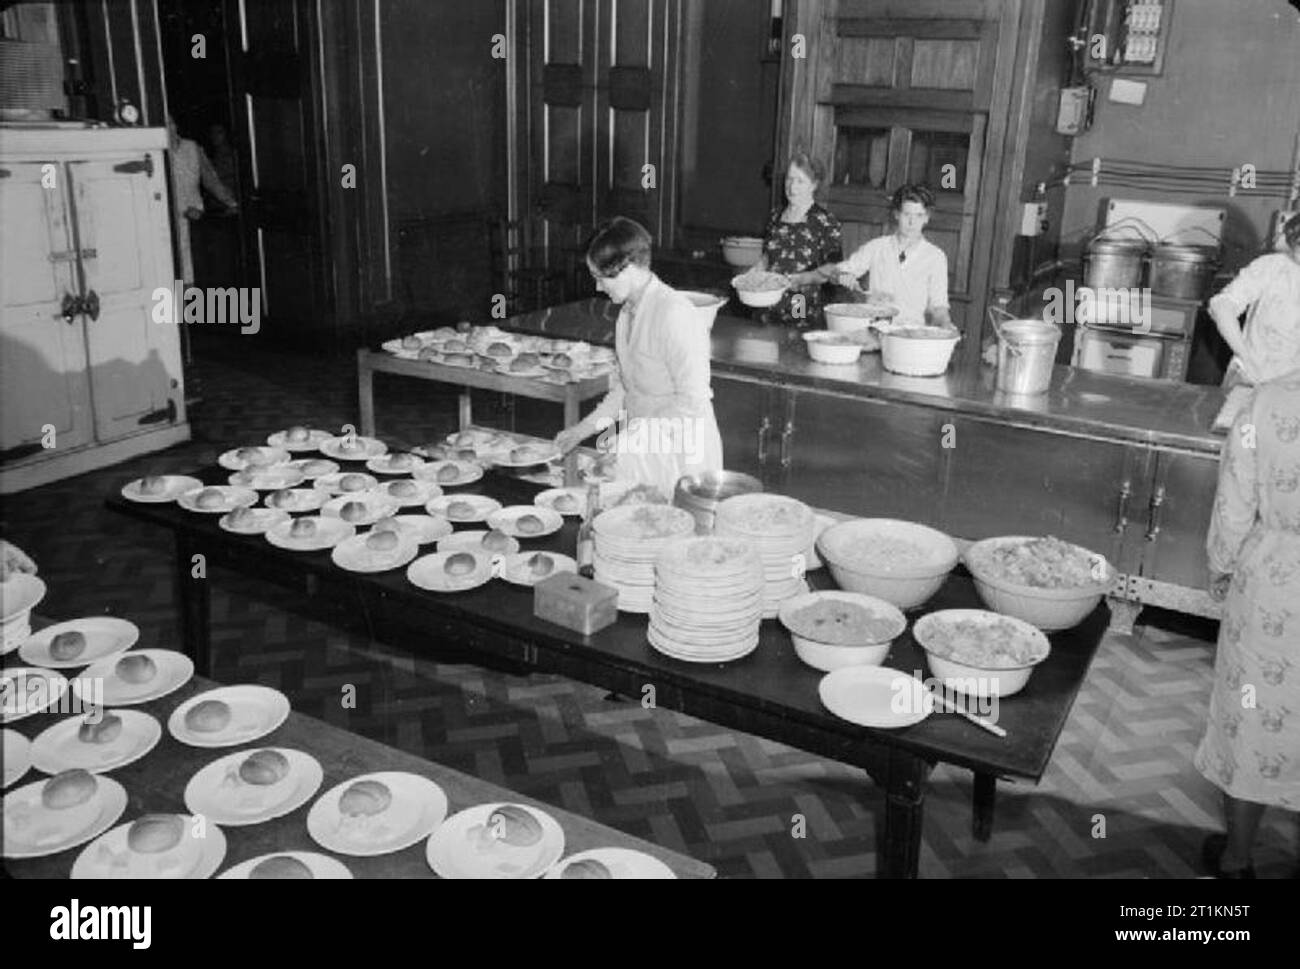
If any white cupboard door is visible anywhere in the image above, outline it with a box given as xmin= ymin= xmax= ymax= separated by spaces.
xmin=0 ymin=162 xmax=93 ymax=458
xmin=69 ymin=154 xmax=182 ymax=443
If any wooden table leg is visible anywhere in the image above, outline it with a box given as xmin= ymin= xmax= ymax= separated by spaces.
xmin=174 ymin=531 xmax=212 ymax=678
xmin=881 ymin=748 xmax=929 ymax=879
xmin=357 ymin=350 xmax=376 ymax=438
xmin=563 ymin=386 xmax=579 ymax=487
xmin=459 ymin=389 xmax=473 ymax=432
xmin=972 ymin=771 xmax=997 ymax=842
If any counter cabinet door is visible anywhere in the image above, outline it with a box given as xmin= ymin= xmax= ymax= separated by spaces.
xmin=1137 ymin=451 xmax=1217 ymax=592
xmin=779 ymin=392 xmax=949 ymax=528
xmin=712 ymin=375 xmax=780 ymax=486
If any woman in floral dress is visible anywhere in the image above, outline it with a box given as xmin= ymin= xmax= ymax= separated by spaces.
xmin=741 ymin=152 xmax=843 ymax=330
xmin=1197 ymin=368 xmax=1300 ymax=878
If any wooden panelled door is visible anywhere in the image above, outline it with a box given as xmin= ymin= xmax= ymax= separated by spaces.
xmin=518 ymin=0 xmax=683 ymax=277
xmin=781 ymin=0 xmax=1020 ymax=333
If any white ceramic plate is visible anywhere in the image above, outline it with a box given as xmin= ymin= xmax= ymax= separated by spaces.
xmin=486 ymin=505 xmax=564 ymax=539
xmin=286 ymin=458 xmax=340 ymax=480
xmin=366 ymin=454 xmax=427 ymax=475
xmin=534 ymin=487 xmax=587 ymax=517
xmin=1 ymin=573 xmax=45 ymax=633
xmin=120 ymin=476 xmax=203 ymax=504
xmin=267 ymin=428 xmax=333 ymax=452
xmin=3 ymin=774 xmax=128 ymax=859
xmin=818 ymin=666 xmax=934 ymax=729
xmin=168 ymin=685 xmax=291 ymax=748
xmin=30 ymin=710 xmax=162 ymax=774
xmin=219 ymin=508 xmax=292 ymax=536
xmin=263 ymin=488 xmax=329 ymax=514
xmin=436 ymin=531 xmax=521 ymax=556
xmin=501 ymin=552 xmax=578 ymax=588
xmin=19 ymin=617 xmax=140 ymax=669
xmin=315 ymin=472 xmax=381 ymax=496
xmin=1 ymin=667 xmax=70 ymax=724
xmin=3 ymin=729 xmax=31 ymax=787
xmin=377 ymin=479 xmax=442 ymax=508
xmin=427 ymin=803 xmax=565 ymax=879
xmin=413 ymin=461 xmax=483 ymax=487
xmin=177 ymin=486 xmax=259 ymax=515
xmin=218 ymin=850 xmax=352 ymax=879
xmin=74 ymin=649 xmax=194 ymax=707
xmin=426 ymin=494 xmax=502 ymax=523
xmin=322 ymin=493 xmax=402 ymax=526
xmin=71 ymin=815 xmax=227 ymax=879
xmin=407 ymin=552 xmax=495 ymax=593
xmin=184 ymin=748 xmax=324 ymax=826
xmin=331 ymin=534 xmax=420 ymax=574
xmin=319 ymin=436 xmax=388 ymax=461
xmin=493 ymin=444 xmax=562 ymax=468
xmin=543 ymin=847 xmax=676 ymax=879
xmin=265 ymin=517 xmax=356 ymax=552
xmin=307 ymin=772 xmax=448 ymax=857
xmin=218 ymin=446 xmax=292 ymax=471
xmin=228 ymin=467 xmax=306 ymax=491
xmin=375 ymin=515 xmax=453 ymax=546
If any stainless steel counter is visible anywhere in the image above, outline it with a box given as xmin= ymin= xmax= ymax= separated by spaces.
xmin=503 ymin=299 xmax=1227 ymax=456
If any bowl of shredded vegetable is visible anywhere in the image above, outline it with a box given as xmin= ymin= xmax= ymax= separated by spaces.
xmin=816 ymin=518 xmax=958 ymax=610
xmin=963 ymin=536 xmax=1112 ymax=631
xmin=913 ymin=609 xmax=1051 ymax=697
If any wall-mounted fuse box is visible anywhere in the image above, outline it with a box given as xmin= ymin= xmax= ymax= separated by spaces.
xmin=1083 ymin=0 xmax=1172 ymax=76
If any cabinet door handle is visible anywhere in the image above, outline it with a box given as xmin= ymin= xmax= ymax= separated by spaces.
xmin=61 ymin=292 xmax=80 ymax=323
xmin=83 ymin=290 xmax=100 ymax=321
xmin=1145 ymin=484 xmax=1166 ymax=541
xmin=137 ymin=398 xmax=178 ymax=426
xmin=780 ymin=420 xmax=795 ymax=469
xmin=1114 ymin=479 xmax=1132 ymax=533
xmin=756 ymin=416 xmax=771 ymax=465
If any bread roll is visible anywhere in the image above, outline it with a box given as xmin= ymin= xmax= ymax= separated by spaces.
xmin=289 ymin=518 xmax=317 ymax=539
xmin=41 ymin=769 xmax=98 ymax=810
xmin=561 ymin=858 xmax=613 ymax=879
xmin=238 ymin=749 xmax=291 ymax=786
xmin=444 ymin=552 xmax=477 ymax=577
xmin=476 ymin=359 xmax=499 ymax=372
xmin=510 ymin=446 xmax=547 ymax=464
xmin=227 ymin=507 xmax=258 ymax=527
xmin=446 ymin=501 xmax=475 ymax=519
xmin=339 ymin=474 xmax=369 ymax=493
xmin=401 ymin=335 xmax=423 ymax=350
xmin=515 ymin=514 xmax=545 ymax=535
xmin=366 ymin=530 xmax=400 ymax=553
xmin=115 ymin=653 xmax=157 ymax=685
xmin=196 ymin=488 xmax=227 ymax=510
xmin=139 ymin=476 xmax=169 ymax=496
xmin=436 ymin=465 xmax=461 ymax=484
xmin=338 ymin=779 xmax=392 ymax=818
xmin=453 ymin=432 xmax=477 ymax=448
xmin=49 ymin=630 xmax=87 ymax=661
xmin=528 ymin=553 xmax=554 ymax=578
xmin=389 ymin=480 xmax=419 ymax=499
xmin=444 ymin=352 xmax=474 ymax=366
xmin=387 ymin=453 xmax=416 ymax=471
xmin=78 ymin=712 xmax=123 ymax=745
xmin=302 ymin=460 xmax=334 ymax=477
xmin=487 ymin=805 xmax=543 ymax=847
xmin=455 ymin=320 xmax=472 ymax=334
xmin=551 ymin=353 xmax=573 ymax=370
xmin=482 ymin=530 xmax=512 ymax=552
xmin=127 ymin=814 xmax=184 ymax=854
xmin=453 ymin=448 xmax=478 ymax=462
xmin=235 ymin=447 xmax=264 ymax=464
xmin=371 ymin=517 xmax=402 ymax=535
xmin=185 ymin=698 xmax=232 ymax=733
xmin=339 ymin=501 xmax=369 ymax=523
xmin=487 ymin=341 xmax=514 ymax=359
xmin=339 ymin=438 xmax=367 ymax=456
xmin=419 ymin=348 xmax=441 ymax=363
xmin=553 ymin=494 xmax=579 ymax=514
xmin=249 ymin=855 xmax=315 ymax=879
xmin=444 ymin=339 xmax=468 ymax=353
xmin=514 ymin=352 xmax=541 ymax=368
xmin=267 ymin=490 xmax=295 ymax=509
xmin=286 ymin=426 xmax=311 ymax=444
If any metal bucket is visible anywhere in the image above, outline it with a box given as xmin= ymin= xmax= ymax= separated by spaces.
xmin=1149 ymin=244 xmax=1219 ymax=301
xmin=996 ymin=320 xmax=1060 ymax=396
xmin=1085 ymin=238 xmax=1147 ymax=290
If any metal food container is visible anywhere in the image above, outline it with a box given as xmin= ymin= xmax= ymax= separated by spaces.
xmin=996 ymin=320 xmax=1061 ymax=396
xmin=1148 ymin=243 xmax=1219 ymax=301
xmin=673 ymin=470 xmax=763 ymax=534
xmin=1084 ymin=237 xmax=1147 ymax=290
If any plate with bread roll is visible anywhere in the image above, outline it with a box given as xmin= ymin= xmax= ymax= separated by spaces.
xmin=407 ymin=551 xmax=496 ymax=593
xmin=220 ymin=507 xmax=292 ymax=536
xmin=534 ymin=487 xmax=588 ymax=518
xmin=178 ymin=485 xmax=259 ymax=515
xmin=286 ymin=457 xmax=340 ymax=480
xmin=426 ymin=494 xmax=502 ymax=524
xmin=319 ymin=435 xmax=388 ymax=462
xmin=436 ymin=529 xmax=521 ymax=556
xmin=121 ymin=475 xmax=204 ymax=504
xmin=19 ymin=617 xmax=139 ymax=669
xmin=4 ymin=728 xmax=32 ymax=788
xmin=264 ymin=488 xmax=329 ymax=514
xmin=218 ymin=446 xmax=292 ymax=471
xmin=500 ymin=552 xmax=578 ymax=588
xmin=493 ymin=442 xmax=562 ymax=469
xmin=219 ymin=851 xmax=352 ymax=879
xmin=369 ymin=514 xmax=453 ymax=547
xmin=322 ymin=494 xmax=403 ymax=527
xmin=544 ymin=847 xmax=677 ymax=879
xmin=486 ymin=506 xmax=564 ymax=539
xmin=308 ymin=772 xmax=448 ymax=857
xmin=445 ymin=429 xmax=506 ymax=451
xmin=266 ymin=516 xmax=356 ymax=552
xmin=227 ymin=466 xmax=307 ymax=492
xmin=267 ymin=426 xmax=334 ymax=452
xmin=1 ymin=667 xmax=70 ymax=724
xmin=4 ymin=770 xmax=128 ymax=859
xmin=31 ymin=709 xmax=162 ymax=775
xmin=167 ymin=685 xmax=291 ymax=749
xmin=367 ymin=452 xmax=427 ymax=476
xmin=331 ymin=530 xmax=420 ymax=574
xmin=315 ymin=471 xmax=380 ymax=496
xmin=378 ymin=478 xmax=443 ymax=508
xmin=71 ymin=812 xmax=227 ymax=879
xmin=185 ymin=748 xmax=324 ymax=826
xmin=413 ymin=460 xmax=484 ymax=488
xmin=426 ymin=802 xmax=564 ymax=879
xmin=74 ymin=649 xmax=194 ymax=707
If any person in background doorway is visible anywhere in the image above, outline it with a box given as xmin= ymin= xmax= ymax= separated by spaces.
xmin=1211 ymin=212 xmax=1300 ymax=388
xmin=205 ymin=122 xmax=238 ymax=192
xmin=167 ymin=115 xmax=239 ymax=286
xmin=1197 ymin=371 xmax=1300 ymax=878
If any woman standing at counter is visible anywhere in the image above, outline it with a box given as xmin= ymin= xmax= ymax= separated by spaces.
xmin=835 ymin=184 xmax=952 ymax=328
xmin=1211 ymin=212 xmax=1300 ymax=387
xmin=555 ymin=218 xmax=723 ymax=498
xmin=739 ymin=152 xmax=843 ymax=330
xmin=1197 ymin=372 xmax=1300 ymax=878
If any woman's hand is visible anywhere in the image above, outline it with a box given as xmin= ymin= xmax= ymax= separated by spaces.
xmin=1208 ymin=571 xmax=1232 ymax=603
xmin=0 ymin=540 xmax=37 ymax=581
xmin=836 ymin=271 xmax=863 ymax=291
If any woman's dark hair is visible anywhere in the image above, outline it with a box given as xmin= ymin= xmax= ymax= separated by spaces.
xmin=788 ymin=151 xmax=825 ymax=188
xmin=890 ymin=184 xmax=936 ymax=213
xmin=587 ymin=217 xmax=653 ymax=277
xmin=1284 ymin=211 xmax=1300 ymax=250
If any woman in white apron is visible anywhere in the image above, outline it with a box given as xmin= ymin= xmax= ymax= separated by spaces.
xmin=555 ymin=218 xmax=723 ymax=499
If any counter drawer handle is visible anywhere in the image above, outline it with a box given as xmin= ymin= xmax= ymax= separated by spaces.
xmin=756 ymin=417 xmax=771 ymax=465
xmin=780 ymin=421 xmax=794 ymax=469
xmin=1114 ymin=480 xmax=1132 ymax=534
xmin=1145 ymin=484 xmax=1166 ymax=541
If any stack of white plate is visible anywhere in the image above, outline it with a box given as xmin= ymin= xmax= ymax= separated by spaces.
xmin=714 ymin=494 xmax=814 ymax=619
xmin=648 ymin=536 xmax=764 ymax=663
xmin=592 ymin=505 xmax=696 ymax=613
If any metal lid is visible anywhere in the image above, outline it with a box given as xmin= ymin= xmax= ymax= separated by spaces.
xmin=1001 ymin=321 xmax=1060 ymax=345
xmin=1089 ymin=236 xmax=1149 ymax=254
xmin=1151 ymin=243 xmax=1219 ymax=263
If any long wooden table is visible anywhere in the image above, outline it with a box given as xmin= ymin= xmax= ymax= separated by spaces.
xmin=106 ymin=467 xmax=1108 ymax=878
xmin=3 ymin=621 xmax=714 ymax=879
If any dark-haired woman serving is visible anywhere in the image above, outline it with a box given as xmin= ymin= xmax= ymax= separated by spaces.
xmin=555 ymin=217 xmax=724 ymax=498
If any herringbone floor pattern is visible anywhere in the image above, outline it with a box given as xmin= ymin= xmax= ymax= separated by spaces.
xmin=4 ymin=331 xmax=1296 ymax=877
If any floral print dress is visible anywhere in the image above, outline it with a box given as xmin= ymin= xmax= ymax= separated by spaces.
xmin=1195 ymin=374 xmax=1300 ymax=809
xmin=761 ymin=203 xmax=843 ymax=330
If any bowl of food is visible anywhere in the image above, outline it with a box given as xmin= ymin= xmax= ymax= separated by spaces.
xmin=816 ymin=518 xmax=958 ymax=610
xmin=824 ymin=302 xmax=897 ymax=335
xmin=721 ymin=236 xmax=765 ymax=269
xmin=778 ymin=591 xmax=906 ymax=672
xmin=963 ymin=535 xmax=1112 ymax=631
xmin=912 ymin=609 xmax=1051 ymax=697
xmin=880 ymin=326 xmax=961 ymax=377
xmin=802 ymin=331 xmax=864 ymax=365
xmin=732 ymin=271 xmax=789 ymax=308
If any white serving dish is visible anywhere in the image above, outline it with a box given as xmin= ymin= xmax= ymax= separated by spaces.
xmin=721 ymin=236 xmax=764 ymax=269
xmin=778 ymin=591 xmax=906 ymax=672
xmin=912 ymin=609 xmax=1051 ymax=698
xmin=802 ymin=331 xmax=863 ymax=365
xmin=732 ymin=273 xmax=787 ymax=308
xmin=880 ymin=326 xmax=960 ymax=377
xmin=962 ymin=536 xmax=1112 ymax=631
xmin=816 ymin=518 xmax=958 ymax=611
